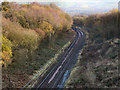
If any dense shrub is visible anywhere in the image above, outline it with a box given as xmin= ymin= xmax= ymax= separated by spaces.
xmin=73 ymin=9 xmax=119 ymax=40
xmin=2 ymin=1 xmax=10 ymax=12
xmin=3 ymin=2 xmax=72 ymax=32
xmin=2 ymin=17 xmax=39 ymax=50
xmin=2 ymin=36 xmax=12 ymax=67
xmin=39 ymin=21 xmax=54 ymax=38
xmin=34 ymin=28 xmax=45 ymax=38
xmin=2 ymin=2 xmax=72 ymax=67
xmin=2 ymin=17 xmax=39 ymax=62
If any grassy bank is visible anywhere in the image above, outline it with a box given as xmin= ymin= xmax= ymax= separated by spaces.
xmin=65 ymin=36 xmax=119 ymax=88
xmin=65 ymin=9 xmax=120 ymax=88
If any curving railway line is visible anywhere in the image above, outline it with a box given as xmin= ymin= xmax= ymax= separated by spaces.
xmin=31 ymin=28 xmax=85 ymax=89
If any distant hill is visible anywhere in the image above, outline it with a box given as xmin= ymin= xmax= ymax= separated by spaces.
xmin=36 ymin=2 xmax=118 ymax=15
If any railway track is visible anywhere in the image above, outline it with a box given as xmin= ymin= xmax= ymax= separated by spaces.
xmin=33 ymin=28 xmax=85 ymax=89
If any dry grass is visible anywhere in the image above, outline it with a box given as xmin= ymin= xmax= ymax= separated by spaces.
xmin=65 ymin=38 xmax=119 ymax=88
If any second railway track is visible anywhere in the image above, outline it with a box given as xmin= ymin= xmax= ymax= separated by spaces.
xmin=33 ymin=28 xmax=85 ymax=89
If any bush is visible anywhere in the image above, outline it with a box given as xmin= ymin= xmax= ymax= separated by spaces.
xmin=2 ymin=2 xmax=72 ymax=67
xmin=2 ymin=36 xmax=12 ymax=67
xmin=2 ymin=17 xmax=39 ymax=62
xmin=39 ymin=21 xmax=54 ymax=38
xmin=3 ymin=17 xmax=39 ymax=49
xmin=2 ymin=1 xmax=10 ymax=12
xmin=73 ymin=9 xmax=119 ymax=40
xmin=3 ymin=2 xmax=72 ymax=33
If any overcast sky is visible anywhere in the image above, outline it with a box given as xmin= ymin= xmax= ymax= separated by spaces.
xmin=0 ymin=0 xmax=119 ymax=15
xmin=0 ymin=0 xmax=119 ymax=2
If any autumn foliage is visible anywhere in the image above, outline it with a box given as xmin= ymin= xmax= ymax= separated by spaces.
xmin=73 ymin=9 xmax=119 ymax=41
xmin=2 ymin=36 xmax=12 ymax=67
xmin=2 ymin=2 xmax=72 ymax=67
